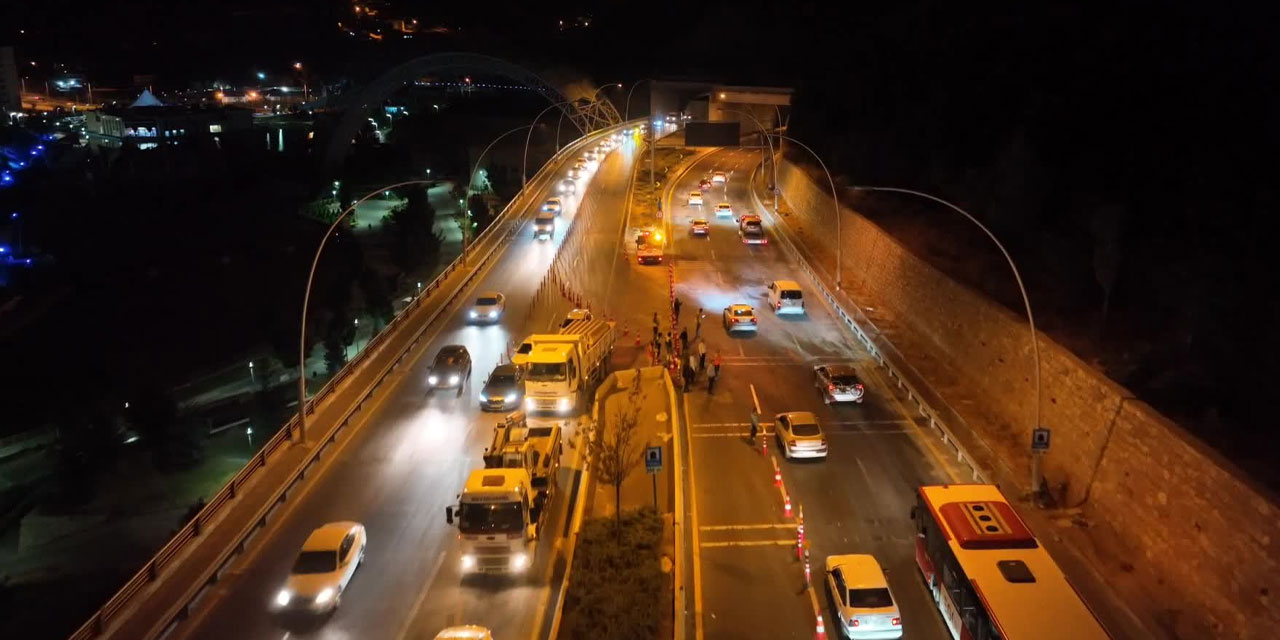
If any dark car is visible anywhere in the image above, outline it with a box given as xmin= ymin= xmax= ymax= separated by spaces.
xmin=814 ymin=364 xmax=865 ymax=404
xmin=427 ymin=345 xmax=472 ymax=395
xmin=480 ymin=363 xmax=526 ymax=411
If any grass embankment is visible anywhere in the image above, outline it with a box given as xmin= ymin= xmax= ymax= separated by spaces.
xmin=559 ymin=508 xmax=669 ymax=640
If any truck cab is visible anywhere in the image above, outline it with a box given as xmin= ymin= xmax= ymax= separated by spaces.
xmin=446 ymin=469 xmax=541 ymax=574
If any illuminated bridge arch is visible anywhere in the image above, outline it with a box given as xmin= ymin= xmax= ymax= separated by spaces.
xmin=322 ymin=52 xmax=620 ymax=170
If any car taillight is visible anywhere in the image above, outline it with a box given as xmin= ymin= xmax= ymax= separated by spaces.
xmin=891 ymin=617 xmax=901 ymax=626
xmin=777 ymin=302 xmax=783 ymax=310
xmin=827 ymin=383 xmax=836 ymax=392
xmin=850 ymin=618 xmax=860 ymax=627
xmin=855 ymin=383 xmax=864 ymax=391
xmin=787 ymin=440 xmax=796 ymax=448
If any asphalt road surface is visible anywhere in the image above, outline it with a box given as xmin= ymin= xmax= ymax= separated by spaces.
xmin=670 ymin=147 xmax=960 ymax=640
xmin=179 ymin=134 xmax=641 ymax=640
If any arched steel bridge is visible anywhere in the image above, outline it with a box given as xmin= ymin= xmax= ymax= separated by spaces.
xmin=322 ymin=52 xmax=621 ymax=170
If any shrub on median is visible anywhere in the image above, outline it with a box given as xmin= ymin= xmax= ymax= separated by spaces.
xmin=559 ymin=507 xmax=667 ymax=640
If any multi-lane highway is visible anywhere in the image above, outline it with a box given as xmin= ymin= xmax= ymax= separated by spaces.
xmin=172 ymin=132 xmax=1071 ymax=640
xmin=668 ymin=147 xmax=963 ymax=639
xmin=178 ymin=133 xmax=642 ymax=640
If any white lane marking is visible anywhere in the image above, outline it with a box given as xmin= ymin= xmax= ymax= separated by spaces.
xmin=699 ymin=524 xmax=796 ymax=531
xmin=691 ymin=420 xmax=911 ymax=428
xmin=684 ymin=393 xmax=705 ymax=640
xmin=394 ymin=549 xmax=447 ymax=640
xmin=699 ymin=540 xmax=795 ymax=548
xmin=749 ymin=384 xmax=761 ymax=415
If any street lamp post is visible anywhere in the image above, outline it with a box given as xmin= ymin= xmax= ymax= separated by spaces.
xmin=523 ymin=100 xmax=582 ymax=186
xmin=623 ymin=79 xmax=651 ymax=121
xmin=297 ymin=179 xmax=435 ymax=443
xmin=720 ymin=107 xmax=777 ymax=213
xmin=856 ymin=186 xmax=1045 ymax=493
xmin=766 ymin=134 xmax=842 ymax=289
xmin=462 ymin=124 xmax=534 ymax=262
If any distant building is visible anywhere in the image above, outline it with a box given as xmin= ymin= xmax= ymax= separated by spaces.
xmin=1 ymin=46 xmax=21 ymax=117
xmin=83 ymin=90 xmax=252 ymax=151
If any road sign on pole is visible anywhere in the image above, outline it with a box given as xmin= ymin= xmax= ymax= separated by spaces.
xmin=645 ymin=445 xmax=663 ymax=474
xmin=1031 ymin=427 xmax=1051 ymax=452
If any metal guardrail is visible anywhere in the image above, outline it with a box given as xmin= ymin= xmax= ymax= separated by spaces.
xmin=747 ymin=164 xmax=994 ymax=485
xmin=67 ymin=121 xmax=640 ymax=640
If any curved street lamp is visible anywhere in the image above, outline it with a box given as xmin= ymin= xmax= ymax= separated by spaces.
xmin=297 ymin=179 xmax=435 ymax=442
xmin=523 ymin=101 xmax=583 ymax=186
xmin=623 ymin=79 xmax=651 ymax=121
xmin=855 ymin=186 xmax=1044 ymax=491
xmin=719 ymin=107 xmax=777 ymax=212
xmin=462 ymin=124 xmax=534 ymax=261
xmin=765 ymin=134 xmax=842 ymax=288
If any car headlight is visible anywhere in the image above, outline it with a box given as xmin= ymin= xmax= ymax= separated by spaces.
xmin=505 ymin=392 xmax=517 ymax=402
xmin=427 ymin=375 xmax=438 ymax=385
xmin=525 ymin=397 xmax=535 ymax=410
xmin=469 ymin=310 xmax=477 ymax=318
xmin=489 ymin=310 xmax=498 ymax=318
xmin=511 ymin=552 xmax=529 ymax=571
xmin=275 ymin=590 xmax=292 ymax=607
xmin=557 ymin=397 xmax=570 ymax=412
xmin=461 ymin=554 xmax=476 ymax=570
xmin=315 ymin=587 xmax=335 ymax=605
xmin=448 ymin=375 xmax=460 ymax=385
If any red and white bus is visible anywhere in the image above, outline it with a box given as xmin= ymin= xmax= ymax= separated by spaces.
xmin=912 ymin=484 xmax=1111 ymax=640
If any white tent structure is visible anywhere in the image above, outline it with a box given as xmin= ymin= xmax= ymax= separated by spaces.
xmin=130 ymin=89 xmax=165 ymax=108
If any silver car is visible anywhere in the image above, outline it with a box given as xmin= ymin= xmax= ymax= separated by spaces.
xmin=775 ymin=411 xmax=827 ymax=460
xmin=814 ymin=365 xmax=865 ymax=404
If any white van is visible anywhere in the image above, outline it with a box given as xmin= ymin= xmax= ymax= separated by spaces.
xmin=767 ymin=280 xmax=805 ymax=315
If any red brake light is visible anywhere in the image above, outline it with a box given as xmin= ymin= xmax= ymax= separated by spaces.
xmin=827 ymin=383 xmax=836 ymax=392
xmin=777 ymin=302 xmax=783 ymax=309
xmin=850 ymin=619 xmax=860 ymax=627
xmin=787 ymin=440 xmax=796 ymax=448
xmin=855 ymin=383 xmax=864 ymax=391
xmin=891 ymin=617 xmax=901 ymax=626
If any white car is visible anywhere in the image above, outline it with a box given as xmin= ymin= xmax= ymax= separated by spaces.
xmin=775 ymin=411 xmax=827 ymax=459
xmin=711 ymin=171 xmax=727 ymax=184
xmin=434 ymin=627 xmax=493 ymax=640
xmin=714 ymin=202 xmax=733 ymax=217
xmin=722 ymin=304 xmax=757 ymax=332
xmin=558 ymin=178 xmax=577 ymax=194
xmin=541 ymin=197 xmax=563 ymax=215
xmin=688 ymin=191 xmax=703 ymax=206
xmin=767 ymin=280 xmax=805 ymax=314
xmin=274 ymin=522 xmax=367 ymax=613
xmin=825 ymin=555 xmax=902 ymax=639
xmin=560 ymin=308 xmax=593 ymax=328
xmin=469 ymin=292 xmax=505 ymax=322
